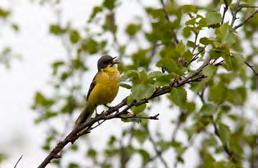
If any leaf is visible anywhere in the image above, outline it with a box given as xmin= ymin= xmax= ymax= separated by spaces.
xmin=200 ymin=37 xmax=213 ymax=45
xmin=131 ymin=84 xmax=155 ymax=101
xmin=206 ymin=11 xmax=221 ymax=26
xmin=217 ymin=122 xmax=231 ymax=146
xmin=49 ymin=24 xmax=66 ymax=35
xmin=33 ymin=92 xmax=54 ymax=108
xmin=157 ymin=56 xmax=183 ymax=75
xmin=0 ymin=153 xmax=7 ymax=163
xmin=203 ymin=65 xmax=217 ymax=79
xmin=52 ymin=60 xmax=65 ymax=75
xmin=200 ymin=103 xmax=217 ymax=116
xmin=0 ymin=8 xmax=10 ymax=18
xmin=208 ymin=82 xmax=226 ymax=104
xmin=80 ymin=39 xmax=99 ymax=54
xmin=226 ymin=87 xmax=246 ymax=105
xmin=132 ymin=129 xmax=148 ymax=144
xmin=181 ymin=5 xmax=198 ymax=13
xmin=68 ymin=163 xmax=79 ymax=168
xmin=88 ymin=6 xmax=102 ymax=22
xmin=215 ymin=24 xmax=238 ymax=47
xmin=119 ymin=83 xmax=131 ymax=89
xmin=87 ymin=148 xmax=97 ymax=158
xmin=126 ymin=23 xmax=141 ymax=37
xmin=131 ymin=104 xmax=146 ymax=114
xmin=35 ymin=111 xmax=58 ymax=124
xmin=69 ymin=30 xmax=80 ymax=44
xmin=137 ymin=149 xmax=150 ymax=165
xmin=169 ymin=87 xmax=187 ymax=107
xmin=103 ymin=0 xmax=116 ymax=10
xmin=182 ymin=27 xmax=192 ymax=38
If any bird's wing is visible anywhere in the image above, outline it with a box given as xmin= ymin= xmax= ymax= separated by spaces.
xmin=86 ymin=73 xmax=97 ymax=100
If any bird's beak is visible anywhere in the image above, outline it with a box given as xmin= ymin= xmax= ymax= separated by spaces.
xmin=112 ymin=57 xmax=119 ymax=64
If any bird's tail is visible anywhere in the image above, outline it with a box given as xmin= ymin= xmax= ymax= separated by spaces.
xmin=75 ymin=102 xmax=95 ymax=126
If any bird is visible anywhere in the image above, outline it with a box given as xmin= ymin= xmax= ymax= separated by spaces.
xmin=75 ymin=55 xmax=120 ymax=126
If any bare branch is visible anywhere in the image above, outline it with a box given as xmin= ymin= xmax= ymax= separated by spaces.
xmin=221 ymin=0 xmax=229 ymax=24
xmin=147 ymin=127 xmax=169 ymax=168
xmin=118 ymin=113 xmax=159 ymax=120
xmin=234 ymin=10 xmax=258 ymax=29
xmin=245 ymin=61 xmax=258 ymax=76
xmin=14 ymin=155 xmax=23 ymax=168
xmin=211 ymin=119 xmax=238 ymax=163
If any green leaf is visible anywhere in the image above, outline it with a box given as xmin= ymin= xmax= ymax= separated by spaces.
xmin=119 ymin=83 xmax=131 ymax=89
xmin=157 ymin=56 xmax=183 ymax=75
xmin=182 ymin=27 xmax=192 ymax=38
xmin=217 ymin=122 xmax=231 ymax=146
xmin=69 ymin=30 xmax=80 ymax=43
xmin=49 ymin=24 xmax=66 ymax=35
xmin=181 ymin=5 xmax=198 ymax=13
xmin=132 ymin=129 xmax=148 ymax=144
xmin=35 ymin=111 xmax=58 ymax=124
xmin=203 ymin=65 xmax=217 ymax=79
xmin=88 ymin=6 xmax=102 ymax=22
xmin=137 ymin=149 xmax=150 ymax=165
xmin=206 ymin=11 xmax=221 ymax=26
xmin=0 ymin=8 xmax=10 ymax=18
xmin=33 ymin=92 xmax=54 ymax=108
xmin=208 ymin=82 xmax=226 ymax=104
xmin=226 ymin=87 xmax=246 ymax=105
xmin=131 ymin=84 xmax=155 ymax=101
xmin=108 ymin=136 xmax=116 ymax=146
xmin=52 ymin=60 xmax=65 ymax=75
xmin=126 ymin=23 xmax=141 ymax=37
xmin=0 ymin=153 xmax=7 ymax=163
xmin=200 ymin=103 xmax=217 ymax=116
xmin=103 ymin=0 xmax=116 ymax=10
xmin=131 ymin=104 xmax=146 ymax=114
xmin=68 ymin=163 xmax=79 ymax=168
xmin=215 ymin=24 xmax=238 ymax=47
xmin=87 ymin=148 xmax=97 ymax=158
xmin=104 ymin=13 xmax=117 ymax=33
xmin=200 ymin=37 xmax=213 ymax=45
xmin=169 ymin=87 xmax=187 ymax=107
xmin=80 ymin=39 xmax=99 ymax=54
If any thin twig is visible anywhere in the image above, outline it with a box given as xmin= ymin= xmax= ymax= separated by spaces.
xmin=221 ymin=0 xmax=229 ymax=24
xmin=245 ymin=61 xmax=258 ymax=76
xmin=234 ymin=10 xmax=258 ymax=29
xmin=14 ymin=155 xmax=23 ymax=168
xmin=119 ymin=113 xmax=159 ymax=120
xmin=211 ymin=118 xmax=238 ymax=163
xmin=147 ymin=128 xmax=169 ymax=168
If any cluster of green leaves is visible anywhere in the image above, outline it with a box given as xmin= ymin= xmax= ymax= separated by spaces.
xmin=32 ymin=0 xmax=258 ymax=167
xmin=0 ymin=7 xmax=20 ymax=68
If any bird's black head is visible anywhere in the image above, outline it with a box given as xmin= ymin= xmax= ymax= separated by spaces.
xmin=97 ymin=55 xmax=118 ymax=71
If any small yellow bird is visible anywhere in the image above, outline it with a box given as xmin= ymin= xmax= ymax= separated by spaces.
xmin=75 ymin=55 xmax=120 ymax=125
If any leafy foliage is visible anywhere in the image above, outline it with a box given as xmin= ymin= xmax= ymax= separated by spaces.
xmin=31 ymin=0 xmax=258 ymax=168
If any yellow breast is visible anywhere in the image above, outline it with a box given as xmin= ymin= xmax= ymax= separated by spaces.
xmin=88 ymin=66 xmax=120 ymax=106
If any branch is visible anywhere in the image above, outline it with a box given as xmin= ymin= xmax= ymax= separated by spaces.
xmin=147 ymin=128 xmax=169 ymax=168
xmin=230 ymin=1 xmax=241 ymax=27
xmin=245 ymin=61 xmax=258 ymax=76
xmin=118 ymin=113 xmax=159 ymax=120
xmin=37 ymin=57 xmax=211 ymax=168
xmin=211 ymin=119 xmax=238 ymax=163
xmin=221 ymin=0 xmax=229 ymax=24
xmin=234 ymin=10 xmax=258 ymax=29
xmin=14 ymin=155 xmax=23 ymax=168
